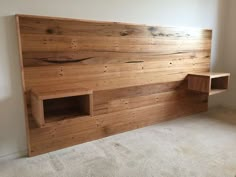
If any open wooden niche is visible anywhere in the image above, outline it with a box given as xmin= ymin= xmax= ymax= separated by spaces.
xmin=31 ymin=88 xmax=93 ymax=127
xmin=188 ymin=72 xmax=230 ymax=95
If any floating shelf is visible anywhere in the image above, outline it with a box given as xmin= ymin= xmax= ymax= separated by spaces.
xmin=31 ymin=88 xmax=93 ymax=127
xmin=188 ymin=72 xmax=230 ymax=95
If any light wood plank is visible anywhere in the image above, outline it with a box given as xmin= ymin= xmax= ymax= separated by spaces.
xmin=16 ymin=14 xmax=212 ymax=156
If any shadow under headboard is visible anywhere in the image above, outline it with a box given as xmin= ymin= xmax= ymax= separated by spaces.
xmin=16 ymin=14 xmax=212 ymax=156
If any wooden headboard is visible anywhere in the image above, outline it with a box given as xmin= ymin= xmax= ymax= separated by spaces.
xmin=16 ymin=14 xmax=211 ymax=156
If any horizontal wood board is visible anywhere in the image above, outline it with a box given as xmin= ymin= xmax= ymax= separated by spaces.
xmin=16 ymin=14 xmax=211 ymax=156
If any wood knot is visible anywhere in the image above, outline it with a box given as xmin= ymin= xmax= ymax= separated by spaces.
xmin=102 ymin=126 xmax=110 ymax=134
xmin=120 ymin=30 xmax=129 ymax=36
xmin=158 ymin=33 xmax=165 ymax=37
xmin=148 ymin=27 xmax=159 ymax=36
xmin=58 ymin=67 xmax=64 ymax=76
xmin=148 ymin=26 xmax=157 ymax=32
xmin=46 ymin=28 xmax=54 ymax=34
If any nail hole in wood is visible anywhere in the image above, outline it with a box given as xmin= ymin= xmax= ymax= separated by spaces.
xmin=46 ymin=29 xmax=54 ymax=34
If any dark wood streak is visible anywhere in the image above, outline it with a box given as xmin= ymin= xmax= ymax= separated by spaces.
xmin=37 ymin=57 xmax=94 ymax=64
xmin=148 ymin=26 xmax=192 ymax=38
xmin=125 ymin=61 xmax=144 ymax=63
xmin=120 ymin=29 xmax=134 ymax=36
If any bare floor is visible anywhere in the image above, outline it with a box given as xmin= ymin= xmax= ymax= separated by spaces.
xmin=0 ymin=107 xmax=236 ymax=177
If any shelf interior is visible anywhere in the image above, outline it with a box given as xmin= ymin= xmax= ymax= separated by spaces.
xmin=43 ymin=95 xmax=91 ymax=123
xmin=210 ymin=76 xmax=229 ymax=95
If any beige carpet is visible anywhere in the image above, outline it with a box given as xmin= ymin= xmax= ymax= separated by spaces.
xmin=0 ymin=107 xmax=236 ymax=177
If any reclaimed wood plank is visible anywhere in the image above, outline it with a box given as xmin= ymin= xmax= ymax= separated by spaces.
xmin=16 ymin=14 xmax=212 ymax=156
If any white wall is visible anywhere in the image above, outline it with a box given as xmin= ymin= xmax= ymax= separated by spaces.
xmin=0 ymin=0 xmax=226 ymax=158
xmin=219 ymin=0 xmax=236 ymax=108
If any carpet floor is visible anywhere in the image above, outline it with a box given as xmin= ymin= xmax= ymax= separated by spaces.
xmin=0 ymin=107 xmax=236 ymax=177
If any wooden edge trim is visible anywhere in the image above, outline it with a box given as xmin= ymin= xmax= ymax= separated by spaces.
xmin=15 ymin=15 xmax=32 ymax=156
xmin=15 ymin=14 xmax=212 ymax=31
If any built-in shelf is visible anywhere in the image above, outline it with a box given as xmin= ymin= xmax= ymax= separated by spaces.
xmin=31 ymin=88 xmax=93 ymax=127
xmin=188 ymin=72 xmax=230 ymax=95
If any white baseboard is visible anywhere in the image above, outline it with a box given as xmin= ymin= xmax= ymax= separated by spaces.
xmin=0 ymin=150 xmax=27 ymax=162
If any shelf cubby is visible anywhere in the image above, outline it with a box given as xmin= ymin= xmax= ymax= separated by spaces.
xmin=31 ymin=88 xmax=93 ymax=127
xmin=188 ymin=72 xmax=230 ymax=95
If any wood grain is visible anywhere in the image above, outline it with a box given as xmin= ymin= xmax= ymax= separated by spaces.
xmin=188 ymin=75 xmax=210 ymax=93
xmin=16 ymin=14 xmax=212 ymax=156
xmin=31 ymin=92 xmax=44 ymax=127
xmin=29 ymin=93 xmax=207 ymax=156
